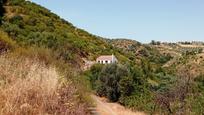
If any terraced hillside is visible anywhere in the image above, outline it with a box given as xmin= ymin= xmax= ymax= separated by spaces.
xmin=152 ymin=42 xmax=204 ymax=77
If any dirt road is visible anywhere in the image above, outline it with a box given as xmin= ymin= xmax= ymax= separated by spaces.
xmin=91 ymin=95 xmax=146 ymax=115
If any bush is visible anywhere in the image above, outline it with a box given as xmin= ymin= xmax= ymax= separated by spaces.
xmin=0 ymin=0 xmax=5 ymax=22
xmin=119 ymin=76 xmax=134 ymax=96
xmin=119 ymin=92 xmax=154 ymax=113
xmin=86 ymin=64 xmax=103 ymax=89
xmin=195 ymin=74 xmax=204 ymax=91
xmin=8 ymin=0 xmax=25 ymax=5
xmin=97 ymin=64 xmax=129 ymax=102
xmin=0 ymin=30 xmax=16 ymax=53
xmin=9 ymin=15 xmax=23 ymax=24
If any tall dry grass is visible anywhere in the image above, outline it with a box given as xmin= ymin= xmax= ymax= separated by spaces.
xmin=0 ymin=55 xmax=88 ymax=115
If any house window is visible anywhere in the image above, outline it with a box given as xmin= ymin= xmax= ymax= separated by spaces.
xmin=105 ymin=60 xmax=108 ymax=63
xmin=98 ymin=61 xmax=100 ymax=63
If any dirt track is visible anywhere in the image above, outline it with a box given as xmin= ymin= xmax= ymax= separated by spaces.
xmin=91 ymin=95 xmax=146 ymax=115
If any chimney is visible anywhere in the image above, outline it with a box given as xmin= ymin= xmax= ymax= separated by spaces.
xmin=112 ymin=54 xmax=114 ymax=62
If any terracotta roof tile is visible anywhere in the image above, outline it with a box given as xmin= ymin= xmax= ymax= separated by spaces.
xmin=96 ymin=55 xmax=113 ymax=61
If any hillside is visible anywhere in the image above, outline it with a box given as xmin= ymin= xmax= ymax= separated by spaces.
xmin=3 ymin=0 xmax=134 ymax=65
xmin=1 ymin=0 xmax=169 ymax=66
xmin=107 ymin=39 xmax=173 ymax=65
xmin=152 ymin=42 xmax=204 ymax=56
xmin=0 ymin=0 xmax=107 ymax=114
xmin=1 ymin=0 xmax=204 ymax=115
xmin=0 ymin=0 xmax=143 ymax=114
xmin=151 ymin=43 xmax=204 ymax=75
xmin=0 ymin=0 xmax=165 ymax=113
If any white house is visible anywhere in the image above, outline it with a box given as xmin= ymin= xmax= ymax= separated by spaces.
xmin=96 ymin=54 xmax=118 ymax=64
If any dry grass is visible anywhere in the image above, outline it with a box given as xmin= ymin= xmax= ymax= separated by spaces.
xmin=0 ymin=55 xmax=88 ymax=115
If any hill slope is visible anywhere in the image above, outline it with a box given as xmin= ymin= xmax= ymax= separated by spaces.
xmin=0 ymin=1 xmax=169 ymax=114
xmin=1 ymin=0 xmax=168 ymax=66
xmin=2 ymin=0 xmax=117 ymax=67
xmin=1 ymin=0 xmax=204 ymax=114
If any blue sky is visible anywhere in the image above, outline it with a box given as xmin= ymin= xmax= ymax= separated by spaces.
xmin=31 ymin=0 xmax=204 ymax=43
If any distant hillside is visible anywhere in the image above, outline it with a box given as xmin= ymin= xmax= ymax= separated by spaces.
xmin=106 ymin=39 xmax=173 ymax=65
xmin=151 ymin=42 xmax=204 ymax=56
xmin=166 ymin=52 xmax=204 ymax=77
xmin=151 ymin=42 xmax=204 ymax=76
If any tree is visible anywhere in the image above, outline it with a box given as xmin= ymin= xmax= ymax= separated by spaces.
xmin=155 ymin=68 xmax=193 ymax=114
xmin=88 ymin=64 xmax=103 ymax=89
xmin=0 ymin=0 xmax=7 ymax=23
xmin=97 ymin=64 xmax=129 ymax=102
xmin=119 ymin=76 xmax=134 ymax=96
xmin=150 ymin=40 xmax=161 ymax=45
xmin=8 ymin=0 xmax=25 ymax=5
xmin=150 ymin=40 xmax=156 ymax=45
xmin=198 ymin=48 xmax=203 ymax=53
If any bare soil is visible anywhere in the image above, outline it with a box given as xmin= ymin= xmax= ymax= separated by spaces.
xmin=91 ymin=95 xmax=146 ymax=115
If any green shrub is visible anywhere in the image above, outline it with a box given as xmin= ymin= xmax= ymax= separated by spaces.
xmin=190 ymin=94 xmax=204 ymax=114
xmin=9 ymin=0 xmax=25 ymax=5
xmin=0 ymin=30 xmax=16 ymax=53
xmin=119 ymin=76 xmax=134 ymax=96
xmin=119 ymin=92 xmax=154 ymax=112
xmin=97 ymin=64 xmax=129 ymax=102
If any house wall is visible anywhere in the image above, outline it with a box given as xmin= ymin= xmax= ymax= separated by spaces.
xmin=97 ymin=60 xmax=112 ymax=64
xmin=108 ymin=60 xmax=111 ymax=64
xmin=102 ymin=60 xmax=111 ymax=64
xmin=112 ymin=56 xmax=118 ymax=63
xmin=98 ymin=60 xmax=102 ymax=64
xmin=96 ymin=55 xmax=118 ymax=64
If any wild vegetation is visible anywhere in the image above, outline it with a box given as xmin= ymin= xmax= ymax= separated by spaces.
xmin=86 ymin=40 xmax=204 ymax=114
xmin=86 ymin=60 xmax=204 ymax=114
xmin=0 ymin=0 xmax=93 ymax=114
xmin=0 ymin=55 xmax=89 ymax=115
xmin=0 ymin=0 xmax=204 ymax=115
